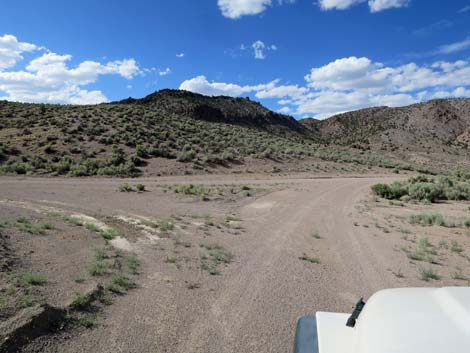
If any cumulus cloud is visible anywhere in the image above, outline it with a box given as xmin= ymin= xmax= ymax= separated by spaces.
xmin=0 ymin=34 xmax=142 ymax=104
xmin=318 ymin=0 xmax=409 ymax=12
xmin=181 ymin=57 xmax=470 ymax=119
xmin=300 ymin=57 xmax=470 ymax=117
xmin=0 ymin=34 xmax=38 ymax=70
xmin=217 ymin=0 xmax=295 ymax=19
xmin=179 ymin=75 xmax=280 ymax=96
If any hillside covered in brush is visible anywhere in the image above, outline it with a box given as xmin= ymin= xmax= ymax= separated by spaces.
xmin=0 ymin=90 xmax=317 ymax=177
xmin=0 ymin=90 xmax=469 ymax=177
xmin=301 ymin=99 xmax=470 ymax=152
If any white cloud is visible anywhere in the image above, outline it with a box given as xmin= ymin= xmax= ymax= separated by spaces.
xmin=318 ymin=0 xmax=365 ymax=11
xmin=0 ymin=34 xmax=142 ymax=104
xmin=318 ymin=0 xmax=409 ymax=12
xmin=180 ymin=57 xmax=470 ymax=119
xmin=180 ymin=75 xmax=253 ymax=96
xmin=278 ymin=106 xmax=292 ymax=114
xmin=368 ymin=0 xmax=409 ymax=12
xmin=436 ymin=38 xmax=470 ymax=55
xmin=176 ymin=53 xmax=185 ymax=58
xmin=305 ymin=57 xmax=390 ymax=93
xmin=300 ymin=57 xmax=470 ymax=117
xmin=0 ymin=34 xmax=38 ymax=70
xmin=255 ymin=84 xmax=307 ymax=99
xmin=158 ymin=67 xmax=172 ymax=76
xmin=218 ymin=0 xmax=271 ymax=19
xmin=179 ymin=75 xmax=281 ymax=97
xmin=217 ymin=0 xmax=295 ymax=19
xmin=251 ymin=40 xmax=277 ymax=59
xmin=252 ymin=41 xmax=266 ymax=59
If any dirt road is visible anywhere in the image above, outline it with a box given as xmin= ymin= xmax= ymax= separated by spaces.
xmin=0 ymin=175 xmax=420 ymax=353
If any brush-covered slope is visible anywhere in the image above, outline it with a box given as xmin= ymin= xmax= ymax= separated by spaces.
xmin=0 ymin=91 xmax=315 ymax=177
xmin=301 ymin=99 xmax=470 ymax=152
xmin=0 ymin=91 xmax=469 ymax=177
xmin=118 ymin=89 xmax=306 ymax=135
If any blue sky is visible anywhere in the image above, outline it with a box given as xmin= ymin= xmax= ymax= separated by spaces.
xmin=0 ymin=0 xmax=469 ymax=118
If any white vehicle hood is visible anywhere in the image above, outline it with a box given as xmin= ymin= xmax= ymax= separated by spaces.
xmin=317 ymin=287 xmax=470 ymax=353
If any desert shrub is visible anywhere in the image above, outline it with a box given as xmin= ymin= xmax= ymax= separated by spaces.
xmin=53 ymin=157 xmax=73 ymax=174
xmin=177 ymin=148 xmax=197 ymax=162
xmin=420 ymin=268 xmax=440 ymax=282
xmin=127 ymin=256 xmax=141 ymax=274
xmin=119 ymin=183 xmax=134 ymax=192
xmin=71 ymin=293 xmax=91 ymax=310
xmin=0 ymin=162 xmax=33 ymax=175
xmin=371 ymin=182 xmax=407 ymax=200
xmin=410 ymin=213 xmax=446 ymax=227
xmin=408 ymin=182 xmax=442 ymax=202
xmin=110 ymin=146 xmax=126 ymax=166
xmin=106 ymin=274 xmax=132 ymax=293
xmin=372 ymin=173 xmax=470 ymax=203
xmin=135 ymin=184 xmax=145 ymax=192
xmin=173 ymin=184 xmax=207 ymax=195
xmin=464 ymin=218 xmax=470 ymax=228
xmin=135 ymin=144 xmax=148 ymax=158
xmin=16 ymin=273 xmax=47 ymax=286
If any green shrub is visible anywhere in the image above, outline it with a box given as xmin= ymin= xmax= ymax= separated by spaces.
xmin=17 ymin=273 xmax=47 ymax=286
xmin=99 ymin=228 xmax=119 ymax=240
xmin=79 ymin=315 xmax=97 ymax=328
xmin=71 ymin=293 xmax=91 ymax=310
xmin=127 ymin=256 xmax=141 ymax=274
xmin=89 ymin=260 xmax=110 ymax=276
xmin=408 ymin=183 xmax=442 ymax=202
xmin=420 ymin=268 xmax=441 ymax=282
xmin=410 ymin=213 xmax=446 ymax=227
xmin=118 ymin=183 xmax=134 ymax=192
xmin=372 ymin=173 xmax=470 ymax=203
xmin=464 ymin=218 xmax=470 ymax=228
xmin=106 ymin=274 xmax=132 ymax=293
xmin=371 ymin=182 xmax=407 ymax=200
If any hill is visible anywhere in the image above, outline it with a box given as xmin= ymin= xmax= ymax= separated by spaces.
xmin=0 ymin=91 xmax=316 ymax=177
xmin=0 ymin=91 xmax=469 ymax=177
xmin=117 ymin=89 xmax=307 ymax=136
xmin=301 ymin=99 xmax=470 ymax=151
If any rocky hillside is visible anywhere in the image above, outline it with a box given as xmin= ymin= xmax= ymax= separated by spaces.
xmin=301 ymin=99 xmax=470 ymax=153
xmin=118 ymin=89 xmax=307 ymax=136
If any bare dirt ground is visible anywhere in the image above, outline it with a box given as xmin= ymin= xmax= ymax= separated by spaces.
xmin=0 ymin=173 xmax=469 ymax=353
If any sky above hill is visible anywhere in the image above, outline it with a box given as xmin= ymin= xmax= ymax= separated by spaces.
xmin=0 ymin=0 xmax=469 ymax=119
